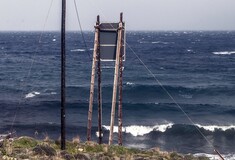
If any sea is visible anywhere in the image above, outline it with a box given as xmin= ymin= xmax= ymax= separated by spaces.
xmin=0 ymin=31 xmax=235 ymax=159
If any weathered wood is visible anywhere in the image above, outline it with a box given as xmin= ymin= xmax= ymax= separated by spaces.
xmin=61 ymin=0 xmax=66 ymax=150
xmin=118 ymin=14 xmax=124 ymax=145
xmin=108 ymin=18 xmax=123 ymax=145
xmin=87 ymin=16 xmax=100 ymax=141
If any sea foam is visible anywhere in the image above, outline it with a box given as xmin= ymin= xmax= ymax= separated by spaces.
xmin=103 ymin=123 xmax=173 ymax=136
xmin=126 ymin=82 xmax=135 ymax=86
xmin=103 ymin=123 xmax=235 ymax=137
xmin=25 ymin=91 xmax=40 ymax=98
xmin=196 ymin=124 xmax=235 ymax=132
xmin=70 ymin=49 xmax=85 ymax=52
xmin=194 ymin=153 xmax=235 ymax=160
xmin=212 ymin=51 xmax=235 ymax=55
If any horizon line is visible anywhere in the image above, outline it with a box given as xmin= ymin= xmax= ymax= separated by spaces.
xmin=0 ymin=29 xmax=235 ymax=32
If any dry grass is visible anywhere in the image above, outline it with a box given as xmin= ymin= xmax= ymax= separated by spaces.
xmin=0 ymin=136 xmax=209 ymax=160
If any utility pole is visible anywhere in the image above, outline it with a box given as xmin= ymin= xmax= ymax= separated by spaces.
xmin=61 ymin=0 xmax=66 ymax=150
xmin=87 ymin=16 xmax=100 ymax=141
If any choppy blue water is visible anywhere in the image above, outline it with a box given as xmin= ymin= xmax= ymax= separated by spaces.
xmin=0 ymin=31 xmax=235 ymax=158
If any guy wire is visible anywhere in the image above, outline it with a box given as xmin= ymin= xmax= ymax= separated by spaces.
xmin=10 ymin=0 xmax=55 ymax=133
xmin=73 ymin=0 xmax=92 ymax=61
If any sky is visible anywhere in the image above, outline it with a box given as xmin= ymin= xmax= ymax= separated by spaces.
xmin=0 ymin=0 xmax=235 ymax=31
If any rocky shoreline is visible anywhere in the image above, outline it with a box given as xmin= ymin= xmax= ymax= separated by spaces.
xmin=0 ymin=136 xmax=209 ymax=160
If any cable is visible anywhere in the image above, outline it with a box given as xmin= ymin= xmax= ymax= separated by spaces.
xmin=73 ymin=0 xmax=92 ymax=61
xmin=126 ymin=43 xmax=215 ymax=148
xmin=10 ymin=0 xmax=55 ymax=132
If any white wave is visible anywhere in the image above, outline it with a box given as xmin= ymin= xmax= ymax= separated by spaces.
xmin=196 ymin=124 xmax=235 ymax=132
xmin=139 ymin=41 xmax=148 ymax=44
xmin=102 ymin=66 xmax=115 ymax=69
xmin=179 ymin=94 xmax=193 ymax=99
xmin=194 ymin=153 xmax=235 ymax=160
xmin=152 ymin=41 xmax=169 ymax=45
xmin=126 ymin=143 xmax=148 ymax=149
xmin=151 ymin=41 xmax=161 ymax=44
xmin=103 ymin=123 xmax=173 ymax=137
xmin=95 ymin=131 xmax=103 ymax=137
xmin=50 ymin=92 xmax=57 ymax=95
xmin=126 ymin=82 xmax=134 ymax=86
xmin=52 ymin=38 xmax=56 ymax=42
xmin=125 ymin=126 xmax=154 ymax=136
xmin=212 ymin=51 xmax=235 ymax=55
xmin=187 ymin=49 xmax=193 ymax=52
xmin=25 ymin=91 xmax=40 ymax=98
xmin=70 ymin=49 xmax=85 ymax=52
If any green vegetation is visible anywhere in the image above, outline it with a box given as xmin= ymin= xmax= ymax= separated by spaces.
xmin=0 ymin=136 xmax=209 ymax=160
xmin=12 ymin=136 xmax=38 ymax=148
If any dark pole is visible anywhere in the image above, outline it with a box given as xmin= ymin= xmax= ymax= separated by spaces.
xmin=97 ymin=19 xmax=102 ymax=143
xmin=61 ymin=0 xmax=66 ymax=150
xmin=118 ymin=12 xmax=123 ymax=146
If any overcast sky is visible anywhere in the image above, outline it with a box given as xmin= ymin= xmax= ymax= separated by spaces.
xmin=0 ymin=0 xmax=235 ymax=31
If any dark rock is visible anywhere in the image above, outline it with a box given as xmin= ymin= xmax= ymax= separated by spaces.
xmin=120 ymin=156 xmax=126 ymax=160
xmin=19 ymin=154 xmax=29 ymax=159
xmin=102 ymin=156 xmax=112 ymax=160
xmin=60 ymin=150 xmax=74 ymax=160
xmin=0 ymin=141 xmax=3 ymax=148
xmin=74 ymin=153 xmax=91 ymax=160
xmin=32 ymin=145 xmax=56 ymax=156
xmin=94 ymin=153 xmax=105 ymax=159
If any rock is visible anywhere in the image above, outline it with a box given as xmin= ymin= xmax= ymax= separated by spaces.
xmin=102 ymin=156 xmax=112 ymax=160
xmin=133 ymin=156 xmax=149 ymax=160
xmin=113 ymin=156 xmax=120 ymax=160
xmin=2 ymin=155 xmax=7 ymax=160
xmin=74 ymin=153 xmax=91 ymax=160
xmin=60 ymin=150 xmax=74 ymax=160
xmin=32 ymin=145 xmax=56 ymax=156
xmin=149 ymin=147 xmax=160 ymax=152
xmin=0 ymin=140 xmax=4 ymax=148
xmin=170 ymin=152 xmax=184 ymax=159
xmin=93 ymin=153 xmax=106 ymax=159
xmin=72 ymin=136 xmax=81 ymax=144
xmin=85 ymin=141 xmax=98 ymax=147
xmin=120 ymin=156 xmax=126 ymax=160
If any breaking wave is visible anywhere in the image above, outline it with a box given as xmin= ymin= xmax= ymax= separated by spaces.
xmin=196 ymin=124 xmax=235 ymax=132
xmin=212 ymin=51 xmax=235 ymax=55
xmin=70 ymin=49 xmax=86 ymax=52
xmin=103 ymin=123 xmax=235 ymax=137
xmin=103 ymin=123 xmax=174 ymax=136
xmin=25 ymin=91 xmax=40 ymax=98
xmin=194 ymin=153 xmax=235 ymax=160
